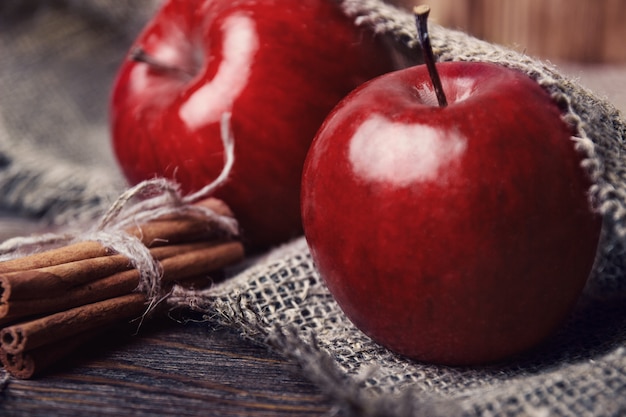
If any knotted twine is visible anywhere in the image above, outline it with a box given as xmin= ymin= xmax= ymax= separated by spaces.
xmin=0 ymin=113 xmax=238 ymax=312
xmin=165 ymin=1 xmax=626 ymax=416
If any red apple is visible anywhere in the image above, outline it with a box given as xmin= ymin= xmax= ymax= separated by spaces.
xmin=110 ymin=0 xmax=396 ymax=249
xmin=301 ymin=8 xmax=602 ymax=365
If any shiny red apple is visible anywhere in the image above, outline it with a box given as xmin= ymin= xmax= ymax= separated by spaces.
xmin=110 ymin=0 xmax=396 ymax=249
xmin=301 ymin=8 xmax=602 ymax=365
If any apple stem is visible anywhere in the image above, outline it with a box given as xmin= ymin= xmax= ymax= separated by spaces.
xmin=129 ymin=47 xmax=195 ymax=79
xmin=414 ymin=5 xmax=447 ymax=107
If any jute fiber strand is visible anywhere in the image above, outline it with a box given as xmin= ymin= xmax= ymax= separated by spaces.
xmin=1 ymin=0 xmax=626 ymax=416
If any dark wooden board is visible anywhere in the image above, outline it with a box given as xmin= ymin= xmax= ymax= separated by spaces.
xmin=0 ymin=319 xmax=333 ymax=417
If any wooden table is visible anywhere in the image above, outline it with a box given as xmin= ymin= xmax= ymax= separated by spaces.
xmin=0 ymin=216 xmax=333 ymax=416
xmin=0 ymin=318 xmax=334 ymax=416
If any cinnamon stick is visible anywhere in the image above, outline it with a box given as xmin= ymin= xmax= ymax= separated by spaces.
xmin=0 ymin=197 xmax=235 ymax=274
xmin=124 ymin=197 xmax=235 ymax=246
xmin=0 ymin=326 xmax=106 ymax=379
xmin=0 ymin=253 xmax=135 ymax=301
xmin=157 ymin=240 xmax=243 ymax=280
xmin=0 ymin=241 xmax=243 ymax=325
xmin=0 ymin=241 xmax=223 ymax=302
xmin=0 ymin=241 xmax=112 ymax=274
xmin=1 ymin=293 xmax=147 ymax=354
xmin=0 ymin=197 xmax=244 ymax=379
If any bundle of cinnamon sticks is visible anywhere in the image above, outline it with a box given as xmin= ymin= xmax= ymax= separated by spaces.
xmin=0 ymin=198 xmax=244 ymax=379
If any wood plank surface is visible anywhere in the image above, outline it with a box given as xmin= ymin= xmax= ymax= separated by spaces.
xmin=0 ymin=219 xmax=333 ymax=416
xmin=0 ymin=319 xmax=334 ymax=416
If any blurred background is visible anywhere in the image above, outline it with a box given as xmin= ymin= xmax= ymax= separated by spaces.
xmin=391 ymin=0 xmax=626 ymax=63
xmin=390 ymin=0 xmax=626 ymax=111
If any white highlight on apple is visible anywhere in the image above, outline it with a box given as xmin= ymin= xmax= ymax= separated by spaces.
xmin=415 ymin=76 xmax=476 ymax=105
xmin=129 ymin=25 xmax=191 ymax=96
xmin=348 ymin=115 xmax=467 ymax=186
xmin=179 ymin=13 xmax=259 ymax=130
xmin=152 ymin=40 xmax=183 ymax=67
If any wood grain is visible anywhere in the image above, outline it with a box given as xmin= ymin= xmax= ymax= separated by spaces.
xmin=0 ymin=218 xmax=332 ymax=416
xmin=0 ymin=319 xmax=333 ymax=416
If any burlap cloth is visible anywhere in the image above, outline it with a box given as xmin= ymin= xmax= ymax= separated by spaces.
xmin=2 ymin=1 xmax=626 ymax=416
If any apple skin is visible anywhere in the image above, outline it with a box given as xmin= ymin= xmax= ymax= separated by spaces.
xmin=110 ymin=0 xmax=396 ymax=249
xmin=301 ymin=62 xmax=603 ymax=365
